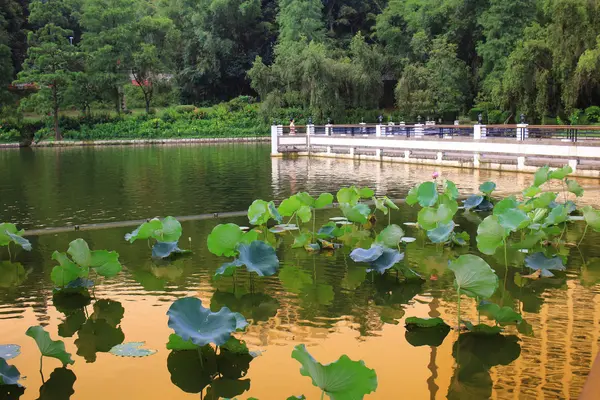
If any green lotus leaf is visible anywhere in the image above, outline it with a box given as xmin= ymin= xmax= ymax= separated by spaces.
xmin=67 ymin=239 xmax=92 ymax=268
xmin=445 ymin=180 xmax=459 ymax=200
xmin=417 ymin=182 xmax=438 ymax=207
xmin=89 ymin=250 xmax=123 ymax=277
xmin=427 ymin=221 xmax=455 ymax=243
xmin=405 ymin=323 xmax=450 ymax=347
xmin=110 ymin=342 xmax=157 ymax=358
xmin=476 ymin=216 xmax=508 ymax=255
xmin=0 ymin=358 xmax=20 ymax=386
xmin=511 ymin=230 xmax=546 ymax=249
xmin=317 ymin=223 xmax=336 ymax=239
xmin=26 ymin=326 xmax=74 ymax=366
xmin=376 ymin=224 xmax=404 ymax=248
xmin=292 ymin=233 xmax=312 ymax=249
xmin=564 ymin=200 xmax=577 ymax=214
xmin=166 ymin=334 xmax=199 ymax=350
xmin=479 ymin=181 xmax=496 ymax=195
xmin=367 ymin=248 xmax=403 ymax=274
xmin=292 ymin=344 xmax=378 ymax=400
xmin=493 ymin=196 xmax=519 ymax=216
xmin=297 ymin=205 xmax=312 ymax=223
xmin=0 ymin=262 xmax=28 ymax=288
xmin=278 ymin=195 xmax=303 ymax=216
xmin=478 ymin=302 xmax=522 ymax=325
xmin=0 ymin=223 xmax=24 ymax=247
xmin=340 ymin=203 xmax=370 ymax=224
xmin=417 ymin=204 xmax=454 ymax=231
xmin=405 ymin=185 xmax=419 ymax=206
xmin=349 ymin=246 xmax=384 ymax=263
xmin=529 ymin=208 xmax=548 ymax=224
xmin=207 ymin=224 xmax=243 ymax=257
xmin=405 ymin=317 xmax=448 ymax=329
xmin=167 ymin=297 xmax=247 ymax=347
xmin=287 ymin=396 xmax=306 ymax=400
xmin=533 ymin=165 xmax=550 ymax=186
xmin=449 ymin=255 xmax=498 ymax=299
xmin=497 ymin=208 xmax=530 ymax=232
xmin=0 ymin=345 xmax=19 ymax=361
xmin=549 ymin=165 xmax=572 ymax=180
xmin=151 ymin=217 xmax=183 ymax=242
xmin=532 ymin=192 xmax=557 ymax=209
xmin=543 ymin=204 xmax=568 ymax=226
xmin=438 ymin=194 xmax=459 ymax=215
xmin=356 ymin=187 xmax=373 ymax=199
xmin=314 ymin=193 xmax=334 ymax=209
xmin=372 ymin=197 xmax=388 ymax=215
xmin=463 ymin=195 xmax=484 ymax=211
xmin=337 ymin=187 xmax=360 ymax=206
xmin=566 ymin=179 xmax=584 ymax=197
xmin=462 ymin=321 xmax=503 ymax=335
xmin=4 ymin=231 xmax=31 ymax=252
xmin=383 ymin=196 xmax=399 ymax=210
xmin=451 ymin=231 xmax=470 ymax=247
xmin=582 ymin=206 xmax=600 ymax=232
xmin=248 ymin=200 xmax=270 ymax=226
xmin=51 ymin=251 xmax=83 ymax=287
xmin=296 ymin=192 xmax=315 ymax=207
xmin=524 ymin=252 xmax=565 ymax=277
xmin=239 ymin=229 xmax=259 ymax=245
xmin=151 ymin=242 xmax=191 ymax=260
xmin=216 ymin=241 xmax=279 ymax=277
xmin=266 ymin=201 xmax=283 ymax=224
xmin=523 ymin=185 xmax=541 ymax=198
xmin=124 ymin=218 xmax=163 ymax=243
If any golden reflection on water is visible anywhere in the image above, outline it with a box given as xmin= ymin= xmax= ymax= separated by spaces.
xmin=2 ymin=155 xmax=600 ymax=399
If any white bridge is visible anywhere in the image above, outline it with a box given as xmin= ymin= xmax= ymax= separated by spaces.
xmin=271 ymin=123 xmax=600 ymax=178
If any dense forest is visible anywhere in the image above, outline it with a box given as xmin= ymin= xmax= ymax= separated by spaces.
xmin=2 ymin=0 xmax=600 ymax=133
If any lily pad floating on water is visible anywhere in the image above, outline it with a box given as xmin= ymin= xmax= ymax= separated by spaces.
xmin=275 ymin=224 xmax=299 ymax=231
xmin=0 ymin=358 xmax=21 ymax=386
xmin=0 ymin=345 xmax=20 ymax=361
xmin=404 ymin=317 xmax=451 ymax=347
xmin=109 ymin=342 xmax=157 ymax=358
xmin=215 ymin=241 xmax=279 ymax=277
xmin=367 ymin=248 xmax=404 ymax=274
xmin=403 ymin=222 xmax=418 ymax=227
xmin=524 ymin=252 xmax=566 ymax=277
xmin=292 ymin=344 xmax=378 ymax=400
xmin=478 ymin=301 xmax=522 ymax=326
xmin=462 ymin=320 xmax=503 ymax=335
xmin=167 ymin=297 xmax=248 ymax=347
xmin=335 ymin=221 xmax=353 ymax=225
xmin=401 ymin=237 xmax=417 ymax=243
xmin=567 ymin=215 xmax=585 ymax=222
xmin=329 ymin=217 xmax=348 ymax=222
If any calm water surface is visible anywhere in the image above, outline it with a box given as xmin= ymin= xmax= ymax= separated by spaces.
xmin=0 ymin=143 xmax=599 ymax=399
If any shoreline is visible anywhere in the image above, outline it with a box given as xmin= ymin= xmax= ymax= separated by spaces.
xmin=0 ymin=136 xmax=270 ymax=149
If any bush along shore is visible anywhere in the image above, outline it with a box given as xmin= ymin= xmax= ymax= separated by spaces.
xmin=0 ymin=102 xmax=271 ymax=146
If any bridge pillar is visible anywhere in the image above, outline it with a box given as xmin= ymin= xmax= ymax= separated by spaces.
xmin=517 ymin=156 xmax=526 ymax=170
xmin=307 ymin=124 xmax=314 ymax=153
xmin=473 ymin=153 xmax=480 ymax=168
xmin=271 ymin=125 xmax=280 ymax=156
xmin=569 ymin=159 xmax=578 ymax=172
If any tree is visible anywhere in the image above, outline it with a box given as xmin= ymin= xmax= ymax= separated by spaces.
xmin=15 ymin=23 xmax=80 ymax=140
xmin=130 ymin=15 xmax=178 ymax=113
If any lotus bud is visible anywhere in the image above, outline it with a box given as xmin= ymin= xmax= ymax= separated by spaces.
xmin=432 ymin=171 xmax=440 ymax=179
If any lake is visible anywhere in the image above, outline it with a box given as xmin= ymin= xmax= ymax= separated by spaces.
xmin=0 ymin=143 xmax=599 ymax=399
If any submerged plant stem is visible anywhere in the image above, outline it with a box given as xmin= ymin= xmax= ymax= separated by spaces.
xmin=6 ymin=242 xmax=11 ymax=262
xmin=457 ymin=291 xmax=461 ymax=331
xmin=578 ymin=224 xmax=589 ymax=247
xmin=321 ymin=391 xmax=325 ymax=400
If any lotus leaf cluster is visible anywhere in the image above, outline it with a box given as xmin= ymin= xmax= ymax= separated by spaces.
xmin=126 ymin=216 xmax=191 ymax=259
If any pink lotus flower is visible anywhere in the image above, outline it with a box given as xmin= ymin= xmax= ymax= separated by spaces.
xmin=432 ymin=171 xmax=440 ymax=179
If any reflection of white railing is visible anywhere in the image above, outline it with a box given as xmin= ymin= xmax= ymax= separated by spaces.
xmin=271 ymin=124 xmax=600 ymax=177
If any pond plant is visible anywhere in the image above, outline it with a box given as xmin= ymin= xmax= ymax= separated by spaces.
xmin=2 ymin=163 xmax=599 ymax=399
xmin=125 ymin=216 xmax=191 ymax=259
xmin=0 ymin=223 xmax=31 ymax=261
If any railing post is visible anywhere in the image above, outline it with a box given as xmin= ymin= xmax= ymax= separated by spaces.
xmin=569 ymin=159 xmax=578 ymax=172
xmin=271 ymin=125 xmax=280 ymax=156
xmin=517 ymin=123 xmax=529 ymax=141
xmin=306 ymin=123 xmax=314 ymax=153
xmin=326 ymin=123 xmax=332 ymax=136
xmin=376 ymin=124 xmax=382 ymax=158
xmin=360 ymin=122 xmax=367 ymax=136
xmin=474 ymin=124 xmax=487 ymax=140
xmin=473 ymin=153 xmax=480 ymax=168
xmin=414 ymin=123 xmax=424 ymax=138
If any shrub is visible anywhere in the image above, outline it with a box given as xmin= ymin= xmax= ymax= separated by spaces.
xmin=584 ymin=106 xmax=600 ymax=123
xmin=175 ymin=105 xmax=196 ymax=113
xmin=487 ymin=110 xmax=504 ymax=124
xmin=0 ymin=128 xmax=21 ymax=142
xmin=469 ymin=108 xmax=483 ymax=122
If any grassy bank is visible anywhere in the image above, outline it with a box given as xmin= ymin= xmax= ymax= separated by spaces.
xmin=0 ymin=101 xmax=271 ymax=144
